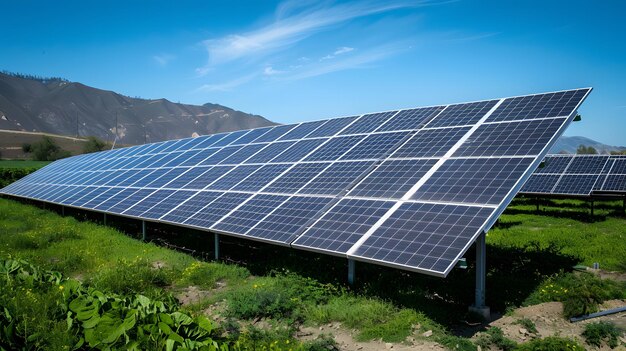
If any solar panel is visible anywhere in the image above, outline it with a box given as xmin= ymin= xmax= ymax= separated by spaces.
xmin=1 ymin=88 xmax=592 ymax=277
xmin=521 ymin=154 xmax=626 ymax=196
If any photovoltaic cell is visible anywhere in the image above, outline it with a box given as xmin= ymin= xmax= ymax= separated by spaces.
xmin=292 ymin=199 xmax=396 ymax=254
xmin=264 ymin=163 xmax=330 ymax=194
xmin=304 ymin=135 xmax=364 ymax=161
xmin=141 ymin=190 xmax=196 ymax=219
xmin=185 ymin=192 xmax=253 ymax=228
xmin=206 ymin=165 xmax=260 ymax=190
xmin=521 ymin=174 xmax=560 ymax=193
xmin=411 ymin=158 xmax=533 ymax=205
xmin=339 ymin=112 xmax=396 ymax=135
xmin=487 ymin=89 xmax=588 ymax=122
xmin=124 ymin=190 xmax=176 ymax=217
xmin=348 ymin=159 xmax=438 ymax=199
xmin=351 ymin=202 xmax=494 ymax=274
xmin=231 ymin=164 xmax=291 ymax=192
xmin=552 ymin=175 xmax=598 ymax=195
xmin=454 ymin=118 xmax=566 ymax=157
xmin=298 ymin=161 xmax=375 ymax=195
xmin=535 ymin=156 xmax=572 ymax=174
xmin=306 ymin=116 xmax=358 ymax=138
xmin=391 ymin=127 xmax=470 ymax=158
xmin=219 ymin=144 xmax=267 ymax=165
xmin=213 ymin=194 xmax=289 ymax=235
xmin=161 ymin=191 xmax=224 ymax=224
xmin=601 ymin=175 xmax=626 ymax=191
xmin=278 ymin=120 xmax=326 ymax=140
xmin=252 ymin=125 xmax=296 ymax=143
xmin=182 ymin=166 xmax=234 ymax=190
xmin=426 ymin=100 xmax=498 ymax=128
xmin=340 ymin=132 xmax=409 ymax=160
xmin=270 ymin=139 xmax=326 ymax=163
xmin=244 ymin=141 xmax=296 ymax=164
xmin=377 ymin=106 xmax=443 ymax=132
xmin=247 ymin=196 xmax=334 ymax=243
xmin=565 ymin=156 xmax=609 ymax=174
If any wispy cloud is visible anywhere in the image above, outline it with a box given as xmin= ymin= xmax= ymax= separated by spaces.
xmin=196 ymin=0 xmax=424 ymax=74
xmin=321 ymin=46 xmax=355 ymax=60
xmin=263 ymin=66 xmax=285 ymax=76
xmin=153 ymin=53 xmax=175 ymax=67
xmin=196 ymin=73 xmax=257 ymax=92
xmin=281 ymin=43 xmax=407 ymax=81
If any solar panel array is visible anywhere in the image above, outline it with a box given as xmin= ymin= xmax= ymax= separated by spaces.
xmin=521 ymin=154 xmax=626 ymax=196
xmin=1 ymin=88 xmax=591 ymax=277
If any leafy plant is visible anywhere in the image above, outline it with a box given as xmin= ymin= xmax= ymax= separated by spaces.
xmin=476 ymin=327 xmax=517 ymax=351
xmin=582 ymin=321 xmax=623 ymax=348
xmin=524 ymin=272 xmax=626 ymax=318
xmin=514 ymin=336 xmax=585 ymax=350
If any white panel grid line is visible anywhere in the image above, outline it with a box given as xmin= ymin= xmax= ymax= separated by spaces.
xmin=345 ymin=98 xmax=505 ymax=257
xmin=205 ymin=115 xmax=364 ymax=229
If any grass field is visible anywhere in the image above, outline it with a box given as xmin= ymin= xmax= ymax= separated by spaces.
xmin=0 ymin=196 xmax=624 ymax=350
xmin=0 ymin=160 xmax=52 ymax=169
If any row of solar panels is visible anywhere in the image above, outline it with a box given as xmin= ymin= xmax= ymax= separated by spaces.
xmin=521 ymin=154 xmax=626 ymax=196
xmin=1 ymin=88 xmax=591 ymax=277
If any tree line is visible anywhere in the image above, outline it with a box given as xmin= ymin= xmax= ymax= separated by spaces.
xmin=21 ymin=136 xmax=108 ymax=161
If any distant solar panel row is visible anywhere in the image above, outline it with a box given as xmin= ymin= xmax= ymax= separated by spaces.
xmin=521 ymin=154 xmax=626 ymax=196
xmin=1 ymin=88 xmax=591 ymax=277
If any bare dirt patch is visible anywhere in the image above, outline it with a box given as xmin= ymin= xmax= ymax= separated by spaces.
xmin=485 ymin=299 xmax=626 ymax=350
xmin=297 ymin=325 xmax=445 ymax=351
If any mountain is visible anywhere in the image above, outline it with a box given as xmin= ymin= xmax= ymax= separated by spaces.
xmin=0 ymin=72 xmax=276 ymax=145
xmin=550 ymin=136 xmax=626 ymax=154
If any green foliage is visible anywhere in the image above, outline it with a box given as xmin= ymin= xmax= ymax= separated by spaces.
xmin=514 ymin=336 xmax=585 ymax=351
xmin=576 ymin=144 xmax=598 ymax=154
xmin=300 ymin=334 xmax=339 ymax=351
xmin=225 ymin=272 xmax=339 ymax=320
xmin=29 ymin=136 xmax=71 ymax=161
xmin=179 ymin=261 xmax=249 ymax=289
xmin=88 ymin=258 xmax=174 ymax=298
xmin=436 ymin=335 xmax=477 ymax=351
xmin=83 ymin=136 xmax=107 ymax=153
xmin=21 ymin=142 xmax=31 ymax=153
xmin=514 ymin=318 xmax=538 ymax=334
xmin=475 ymin=327 xmax=517 ymax=351
xmin=582 ymin=321 xmax=623 ymax=348
xmin=308 ymin=295 xmax=442 ymax=342
xmin=524 ymin=272 xmax=626 ymax=318
xmin=0 ymin=257 xmax=228 ymax=350
xmin=0 ymin=167 xmax=38 ymax=187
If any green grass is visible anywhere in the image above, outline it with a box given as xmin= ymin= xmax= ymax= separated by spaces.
xmin=490 ymin=198 xmax=626 ymax=271
xmin=0 ymin=160 xmax=52 ymax=169
xmin=1 ymin=195 xmax=625 ymax=350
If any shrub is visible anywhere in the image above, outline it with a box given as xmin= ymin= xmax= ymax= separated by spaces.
xmin=82 ymin=136 xmax=107 ymax=153
xmin=476 ymin=327 xmax=517 ymax=351
xmin=514 ymin=336 xmax=585 ymax=351
xmin=0 ymin=167 xmax=38 ymax=187
xmin=582 ymin=321 xmax=623 ymax=348
xmin=30 ymin=136 xmax=71 ymax=161
xmin=524 ymin=272 xmax=626 ymax=318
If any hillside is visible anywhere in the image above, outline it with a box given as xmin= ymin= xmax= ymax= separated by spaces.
xmin=551 ymin=136 xmax=626 ymax=154
xmin=0 ymin=72 xmax=276 ymax=145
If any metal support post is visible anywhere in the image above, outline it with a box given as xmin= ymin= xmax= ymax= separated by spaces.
xmin=142 ymin=221 xmax=146 ymax=241
xmin=103 ymin=213 xmax=107 ymax=225
xmin=469 ymin=232 xmax=490 ymax=320
xmin=214 ymin=233 xmax=220 ymax=260
xmin=348 ymin=259 xmax=355 ymax=285
xmin=536 ymin=196 xmax=539 ymax=212
xmin=61 ymin=206 xmax=65 ymax=216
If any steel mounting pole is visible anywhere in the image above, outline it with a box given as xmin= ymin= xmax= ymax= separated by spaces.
xmin=103 ymin=213 xmax=107 ymax=225
xmin=348 ymin=259 xmax=355 ymax=285
xmin=469 ymin=232 xmax=490 ymax=320
xmin=142 ymin=221 xmax=146 ymax=241
xmin=214 ymin=233 xmax=220 ymax=260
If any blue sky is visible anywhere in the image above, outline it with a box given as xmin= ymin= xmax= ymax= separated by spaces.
xmin=1 ymin=0 xmax=625 ymax=145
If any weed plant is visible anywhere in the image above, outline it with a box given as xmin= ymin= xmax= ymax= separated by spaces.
xmin=582 ymin=321 xmax=623 ymax=348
